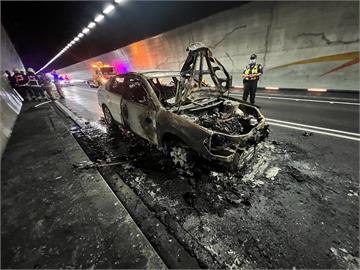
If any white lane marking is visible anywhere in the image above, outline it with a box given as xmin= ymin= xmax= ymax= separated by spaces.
xmin=230 ymin=93 xmax=359 ymax=105
xmin=267 ymin=121 xmax=360 ymax=142
xmin=257 ymin=95 xmax=359 ymax=105
xmin=268 ymin=118 xmax=360 ymax=137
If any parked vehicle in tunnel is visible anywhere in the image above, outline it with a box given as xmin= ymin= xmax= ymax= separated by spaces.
xmin=97 ymin=44 xmax=269 ymax=169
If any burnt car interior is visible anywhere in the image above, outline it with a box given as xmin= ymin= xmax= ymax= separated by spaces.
xmin=148 ymin=76 xmax=178 ymax=106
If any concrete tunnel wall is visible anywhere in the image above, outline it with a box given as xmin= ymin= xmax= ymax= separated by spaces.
xmin=58 ymin=1 xmax=359 ymax=91
xmin=1 ymin=25 xmax=24 ymax=155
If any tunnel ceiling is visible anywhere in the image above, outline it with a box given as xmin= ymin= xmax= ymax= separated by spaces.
xmin=1 ymin=1 xmax=244 ymax=72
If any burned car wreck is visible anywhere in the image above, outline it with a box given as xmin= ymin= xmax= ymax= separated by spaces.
xmin=98 ymin=42 xmax=269 ymax=169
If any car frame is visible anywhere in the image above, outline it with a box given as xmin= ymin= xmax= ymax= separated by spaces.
xmin=97 ymin=70 xmax=268 ymax=169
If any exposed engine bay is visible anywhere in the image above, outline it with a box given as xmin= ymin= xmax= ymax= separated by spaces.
xmin=177 ymin=99 xmax=259 ymax=135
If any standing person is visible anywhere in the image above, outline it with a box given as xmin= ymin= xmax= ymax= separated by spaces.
xmin=51 ymin=70 xmax=65 ymax=99
xmin=4 ymin=70 xmax=16 ymax=88
xmin=12 ymin=68 xmax=30 ymax=101
xmin=41 ymin=73 xmax=56 ymax=100
xmin=242 ymin=54 xmax=263 ymax=105
xmin=27 ymin=68 xmax=46 ymax=100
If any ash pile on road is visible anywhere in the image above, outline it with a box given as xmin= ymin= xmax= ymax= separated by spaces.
xmin=71 ymin=120 xmax=359 ymax=269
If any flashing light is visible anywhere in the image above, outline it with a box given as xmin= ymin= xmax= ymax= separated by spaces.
xmin=78 ymin=33 xmax=84 ymax=38
xmin=95 ymin=14 xmax=105 ymax=22
xmin=103 ymin=4 xmax=115 ymax=14
xmin=74 ymin=37 xmax=80 ymax=41
xmin=82 ymin=28 xmax=90 ymax=34
xmin=88 ymin=22 xmax=96 ymax=29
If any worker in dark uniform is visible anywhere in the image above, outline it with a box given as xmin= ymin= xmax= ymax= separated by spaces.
xmin=4 ymin=70 xmax=15 ymax=88
xmin=12 ymin=68 xmax=30 ymax=101
xmin=27 ymin=68 xmax=46 ymax=100
xmin=242 ymin=54 xmax=263 ymax=105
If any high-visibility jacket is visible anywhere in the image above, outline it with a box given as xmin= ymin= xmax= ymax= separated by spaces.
xmin=12 ymin=72 xmax=28 ymax=86
xmin=243 ymin=63 xmax=263 ymax=81
xmin=27 ymin=72 xmax=40 ymax=86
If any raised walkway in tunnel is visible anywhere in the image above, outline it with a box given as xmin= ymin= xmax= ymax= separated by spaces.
xmin=1 ymin=101 xmax=166 ymax=269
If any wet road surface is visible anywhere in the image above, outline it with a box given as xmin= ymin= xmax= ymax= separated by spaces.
xmin=59 ymin=84 xmax=359 ymax=268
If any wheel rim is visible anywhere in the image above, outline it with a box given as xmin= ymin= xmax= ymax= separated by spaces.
xmin=169 ymin=146 xmax=188 ymax=168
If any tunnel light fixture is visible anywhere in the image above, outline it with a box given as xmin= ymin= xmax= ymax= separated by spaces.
xmin=82 ymin=27 xmax=90 ymax=34
xmin=103 ymin=4 xmax=115 ymax=14
xmin=265 ymin=87 xmax=279 ymax=90
xmin=88 ymin=22 xmax=96 ymax=29
xmin=308 ymin=88 xmax=327 ymax=92
xmin=95 ymin=14 xmax=105 ymax=22
xmin=37 ymin=1 xmax=125 ymax=74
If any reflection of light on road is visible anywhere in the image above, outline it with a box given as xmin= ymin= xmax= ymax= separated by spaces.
xmin=89 ymin=121 xmax=108 ymax=134
xmin=63 ymin=86 xmax=103 ymax=122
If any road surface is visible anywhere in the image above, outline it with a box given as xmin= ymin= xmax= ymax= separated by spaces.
xmin=58 ymin=84 xmax=359 ymax=268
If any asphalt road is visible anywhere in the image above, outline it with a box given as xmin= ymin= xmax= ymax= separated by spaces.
xmin=61 ymin=83 xmax=359 ymax=193
xmin=64 ymin=85 xmax=359 ymax=131
xmin=59 ymin=84 xmax=359 ymax=268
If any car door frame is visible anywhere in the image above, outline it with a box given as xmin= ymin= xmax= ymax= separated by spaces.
xmin=120 ymin=74 xmax=159 ymax=144
xmin=105 ymin=75 xmax=126 ymax=124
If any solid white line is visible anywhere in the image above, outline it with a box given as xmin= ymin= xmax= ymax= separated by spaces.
xmin=230 ymin=93 xmax=359 ymax=105
xmin=268 ymin=118 xmax=360 ymax=137
xmin=256 ymin=95 xmax=359 ymax=106
xmin=267 ymin=121 xmax=360 ymax=142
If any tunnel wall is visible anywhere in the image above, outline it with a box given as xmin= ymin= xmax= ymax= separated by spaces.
xmin=58 ymin=1 xmax=359 ymax=91
xmin=1 ymin=25 xmax=24 ymax=155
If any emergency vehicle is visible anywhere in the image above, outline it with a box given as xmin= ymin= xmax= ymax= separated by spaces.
xmin=88 ymin=61 xmax=116 ymax=88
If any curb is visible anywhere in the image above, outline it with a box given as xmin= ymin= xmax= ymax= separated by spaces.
xmin=52 ymin=101 xmax=167 ymax=269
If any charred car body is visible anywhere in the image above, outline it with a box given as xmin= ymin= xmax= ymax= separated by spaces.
xmin=98 ymin=43 xmax=268 ymax=169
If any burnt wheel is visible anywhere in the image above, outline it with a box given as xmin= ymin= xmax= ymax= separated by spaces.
xmin=163 ymin=139 xmax=197 ymax=170
xmin=102 ymin=105 xmax=117 ymax=129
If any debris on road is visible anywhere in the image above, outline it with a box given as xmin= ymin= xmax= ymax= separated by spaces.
xmin=302 ymin=131 xmax=313 ymax=136
xmin=72 ymin=160 xmax=122 ymax=169
xmin=68 ymin=103 xmax=359 ymax=269
xmin=265 ymin=166 xmax=281 ymax=180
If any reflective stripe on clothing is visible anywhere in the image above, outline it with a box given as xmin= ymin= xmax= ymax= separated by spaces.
xmin=243 ymin=64 xmax=263 ymax=80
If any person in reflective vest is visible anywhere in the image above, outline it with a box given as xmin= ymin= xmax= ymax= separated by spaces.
xmin=242 ymin=54 xmax=263 ymax=105
xmin=12 ymin=68 xmax=30 ymax=101
xmin=27 ymin=68 xmax=46 ymax=100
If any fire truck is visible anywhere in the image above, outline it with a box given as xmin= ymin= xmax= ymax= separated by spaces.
xmin=88 ymin=61 xmax=116 ymax=88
